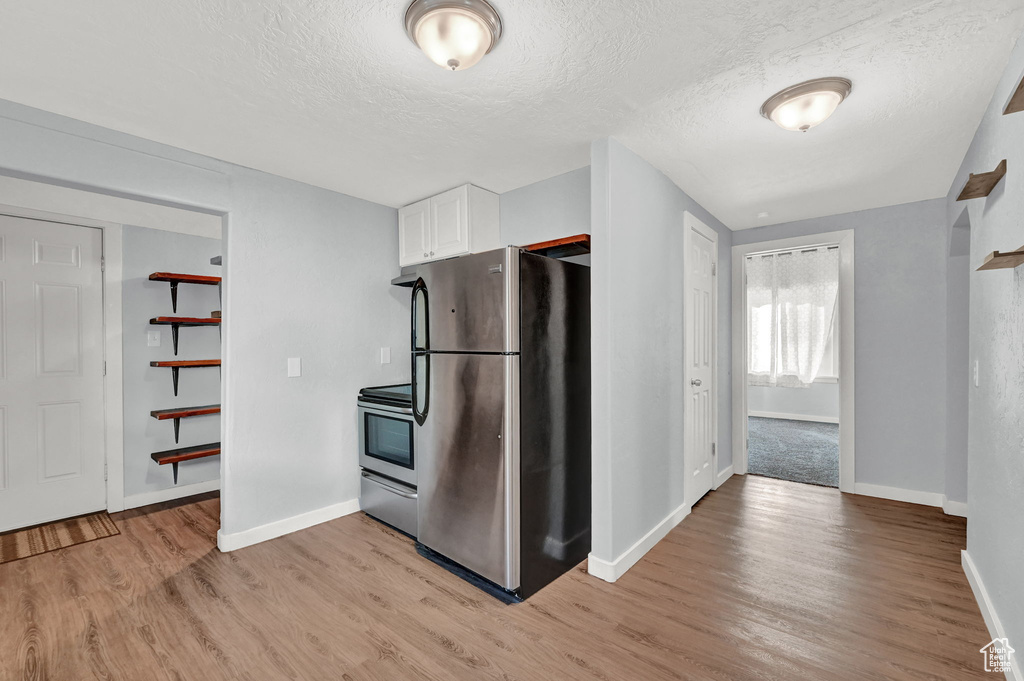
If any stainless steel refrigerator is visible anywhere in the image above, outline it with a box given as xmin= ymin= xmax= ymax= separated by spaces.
xmin=411 ymin=246 xmax=590 ymax=599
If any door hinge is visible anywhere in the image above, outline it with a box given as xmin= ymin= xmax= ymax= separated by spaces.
xmin=712 ymin=443 xmax=716 ymax=456
xmin=101 ymin=256 xmax=105 ymax=272
xmin=104 ymin=462 xmax=108 ymax=481
xmin=103 ymin=361 xmax=107 ymax=376
xmin=712 ymin=262 xmax=717 ymax=276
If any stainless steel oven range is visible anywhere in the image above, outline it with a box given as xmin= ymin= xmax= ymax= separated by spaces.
xmin=358 ymin=384 xmax=417 ymax=537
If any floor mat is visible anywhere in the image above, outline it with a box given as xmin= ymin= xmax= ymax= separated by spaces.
xmin=748 ymin=416 xmax=839 ymax=487
xmin=0 ymin=512 xmax=120 ymax=564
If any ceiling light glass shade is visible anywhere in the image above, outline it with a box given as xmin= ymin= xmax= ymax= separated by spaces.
xmin=760 ymin=78 xmax=852 ymax=132
xmin=405 ymin=0 xmax=502 ymax=71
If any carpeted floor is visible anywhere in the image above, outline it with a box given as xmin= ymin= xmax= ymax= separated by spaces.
xmin=748 ymin=416 xmax=839 ymax=487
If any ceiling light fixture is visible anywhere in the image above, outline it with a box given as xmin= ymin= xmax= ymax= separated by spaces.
xmin=405 ymin=0 xmax=502 ymax=71
xmin=760 ymin=77 xmax=852 ymax=132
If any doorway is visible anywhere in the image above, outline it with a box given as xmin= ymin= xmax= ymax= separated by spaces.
xmin=0 ymin=215 xmax=106 ymax=531
xmin=732 ymin=230 xmax=855 ymax=493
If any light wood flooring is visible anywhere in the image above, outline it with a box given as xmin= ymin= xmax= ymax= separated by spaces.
xmin=0 ymin=475 xmax=990 ymax=680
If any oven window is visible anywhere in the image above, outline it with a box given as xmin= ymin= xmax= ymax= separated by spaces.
xmin=364 ymin=412 xmax=414 ymax=470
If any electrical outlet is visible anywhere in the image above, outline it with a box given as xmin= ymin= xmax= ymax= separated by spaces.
xmin=380 ymin=347 xmax=391 ymax=364
xmin=147 ymin=330 xmax=161 ymax=347
xmin=287 ymin=357 xmax=301 ymax=377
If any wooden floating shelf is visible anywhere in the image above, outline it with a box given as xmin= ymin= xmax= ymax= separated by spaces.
xmin=1005 ymin=74 xmax=1024 ymax=115
xmin=152 ymin=442 xmax=221 ymax=484
xmin=151 ymin=404 xmax=221 ymax=443
xmin=150 ymin=316 xmax=221 ymax=355
xmin=149 ymin=272 xmax=222 ymax=313
xmin=150 ymin=360 xmax=221 ymax=396
xmin=956 ymin=160 xmax=1007 ymax=201
xmin=524 ymin=233 xmax=591 ymax=259
xmin=978 ymin=246 xmax=1024 ymax=271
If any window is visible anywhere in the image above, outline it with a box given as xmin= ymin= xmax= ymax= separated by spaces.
xmin=747 ymin=246 xmax=839 ymax=388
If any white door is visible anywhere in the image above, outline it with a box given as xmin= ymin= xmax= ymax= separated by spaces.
xmin=430 ymin=185 xmax=470 ymax=260
xmin=398 ymin=198 xmax=430 ymax=267
xmin=0 ymin=215 xmax=106 ymax=532
xmin=685 ymin=214 xmax=717 ymax=504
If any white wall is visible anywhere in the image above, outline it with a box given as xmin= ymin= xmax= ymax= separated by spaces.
xmin=590 ymin=137 xmax=732 ymax=576
xmin=0 ymin=98 xmax=409 ymax=545
xmin=748 ymin=383 xmax=839 ymax=422
xmin=945 ymin=31 xmax=1024 ymax=663
xmin=122 ymin=226 xmax=222 ymax=496
xmin=733 ymin=200 xmax=950 ymax=497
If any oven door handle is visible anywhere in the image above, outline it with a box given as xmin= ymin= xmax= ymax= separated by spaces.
xmin=361 ymin=471 xmax=417 ymax=499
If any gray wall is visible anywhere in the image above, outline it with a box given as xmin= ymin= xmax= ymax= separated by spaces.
xmin=590 ymin=137 xmax=732 ymax=562
xmin=944 ymin=31 xmax=1024 ymax=653
xmin=748 ymin=383 xmax=839 ymax=421
xmin=0 ymin=99 xmax=409 ymax=539
xmin=733 ymin=200 xmax=951 ymax=495
xmin=500 ymin=167 xmax=591 ymax=247
xmin=122 ymin=226 xmax=222 ymax=495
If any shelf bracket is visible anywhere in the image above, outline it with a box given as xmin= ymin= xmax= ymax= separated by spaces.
xmin=171 ymin=367 xmax=180 ymax=396
xmin=169 ymin=281 xmax=179 ymax=313
xmin=173 ymin=417 xmax=181 ymax=443
xmin=172 ymin=462 xmax=179 ymax=485
xmin=171 ymin=324 xmax=180 ymax=356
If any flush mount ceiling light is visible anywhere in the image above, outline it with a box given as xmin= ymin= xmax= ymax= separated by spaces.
xmin=405 ymin=0 xmax=502 ymax=71
xmin=760 ymin=77 xmax=852 ymax=132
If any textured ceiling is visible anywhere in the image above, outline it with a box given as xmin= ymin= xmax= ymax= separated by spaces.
xmin=1 ymin=0 xmax=1022 ymax=229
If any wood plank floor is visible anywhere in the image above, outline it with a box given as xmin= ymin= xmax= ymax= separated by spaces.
xmin=0 ymin=475 xmax=991 ymax=680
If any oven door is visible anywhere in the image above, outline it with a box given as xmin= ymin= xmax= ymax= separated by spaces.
xmin=358 ymin=403 xmax=416 ymax=486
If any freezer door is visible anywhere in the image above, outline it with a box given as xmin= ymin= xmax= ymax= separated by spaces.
xmin=415 ymin=248 xmax=519 ymax=353
xmin=416 ymin=352 xmax=519 ymax=590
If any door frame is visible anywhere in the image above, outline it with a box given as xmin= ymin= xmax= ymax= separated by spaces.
xmin=731 ymin=229 xmax=856 ymax=493
xmin=682 ymin=211 xmax=719 ymax=501
xmin=0 ymin=204 xmax=126 ymax=512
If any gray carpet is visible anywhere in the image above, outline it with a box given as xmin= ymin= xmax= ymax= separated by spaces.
xmin=747 ymin=416 xmax=839 ymax=488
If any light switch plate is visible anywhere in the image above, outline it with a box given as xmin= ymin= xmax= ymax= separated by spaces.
xmin=287 ymin=357 xmax=301 ymax=377
xmin=380 ymin=347 xmax=391 ymax=364
xmin=147 ymin=330 xmax=161 ymax=347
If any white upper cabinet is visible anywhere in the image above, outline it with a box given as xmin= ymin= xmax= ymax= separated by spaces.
xmin=398 ymin=184 xmax=499 ymax=267
xmin=398 ymin=198 xmax=430 ymax=267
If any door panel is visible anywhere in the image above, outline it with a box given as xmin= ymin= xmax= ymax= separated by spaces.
xmin=686 ymin=224 xmax=716 ymax=503
xmin=398 ymin=199 xmax=430 ymax=267
xmin=0 ymin=215 xmax=105 ymax=532
xmin=417 ymin=352 xmax=515 ymax=589
xmin=417 ymin=249 xmax=512 ymax=353
xmin=430 ymin=185 xmax=470 ymax=259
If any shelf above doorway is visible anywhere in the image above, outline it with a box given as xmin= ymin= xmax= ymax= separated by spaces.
xmin=524 ymin=233 xmax=591 ymax=259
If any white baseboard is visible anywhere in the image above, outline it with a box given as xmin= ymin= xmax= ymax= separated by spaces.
xmin=588 ymin=500 xmax=690 ymax=583
xmin=217 ymin=498 xmax=360 ymax=552
xmin=854 ymin=483 xmax=967 ymax=518
xmin=943 ymin=497 xmax=969 ymax=518
xmin=715 ymin=465 xmax=734 ymax=489
xmin=749 ymin=410 xmax=839 ymax=424
xmin=963 ymin=550 xmax=1022 ymax=681
xmin=123 ymin=479 xmax=220 ymax=510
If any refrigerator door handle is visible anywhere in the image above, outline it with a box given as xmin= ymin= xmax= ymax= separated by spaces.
xmin=412 ymin=352 xmax=429 ymax=426
xmin=411 ymin=278 xmax=429 ymax=352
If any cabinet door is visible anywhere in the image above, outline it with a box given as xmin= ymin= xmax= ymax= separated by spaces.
xmin=398 ymin=199 xmax=430 ymax=267
xmin=430 ymin=185 xmax=470 ymax=259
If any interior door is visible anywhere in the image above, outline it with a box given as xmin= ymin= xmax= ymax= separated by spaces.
xmin=685 ymin=217 xmax=717 ymax=504
xmin=399 ymin=198 xmax=430 ymax=266
xmin=0 ymin=215 xmax=106 ymax=532
xmin=430 ymin=185 xmax=470 ymax=259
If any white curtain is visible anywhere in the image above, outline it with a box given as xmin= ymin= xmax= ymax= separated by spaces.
xmin=747 ymin=247 xmax=839 ymax=388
